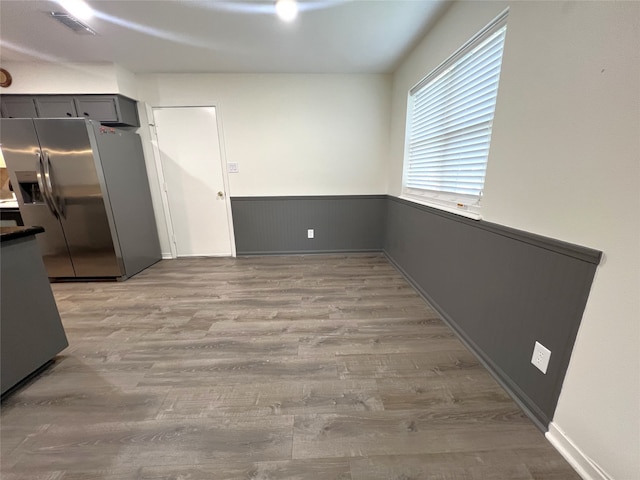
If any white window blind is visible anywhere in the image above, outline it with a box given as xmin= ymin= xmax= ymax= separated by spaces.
xmin=404 ymin=10 xmax=508 ymax=217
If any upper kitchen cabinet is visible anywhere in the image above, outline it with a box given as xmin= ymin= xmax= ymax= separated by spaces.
xmin=34 ymin=96 xmax=78 ymax=118
xmin=74 ymin=95 xmax=139 ymax=127
xmin=0 ymin=94 xmax=140 ymax=127
xmin=0 ymin=96 xmax=38 ymax=118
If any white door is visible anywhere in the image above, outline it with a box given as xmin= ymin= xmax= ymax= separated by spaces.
xmin=152 ymin=107 xmax=233 ymax=257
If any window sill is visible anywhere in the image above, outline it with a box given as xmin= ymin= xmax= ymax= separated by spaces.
xmin=399 ymin=194 xmax=483 ymax=221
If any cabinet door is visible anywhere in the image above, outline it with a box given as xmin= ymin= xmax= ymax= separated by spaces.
xmin=75 ymin=96 xmax=118 ymax=122
xmin=74 ymin=95 xmax=139 ymax=127
xmin=112 ymin=95 xmax=139 ymax=127
xmin=34 ymin=96 xmax=77 ymax=118
xmin=0 ymin=96 xmax=38 ymax=118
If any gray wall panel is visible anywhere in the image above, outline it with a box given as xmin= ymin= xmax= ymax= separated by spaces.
xmin=384 ymin=196 xmax=600 ymax=428
xmin=229 ymin=194 xmax=600 ymax=429
xmin=231 ymin=196 xmax=386 ymax=255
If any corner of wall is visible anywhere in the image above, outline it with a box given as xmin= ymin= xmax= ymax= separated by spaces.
xmin=114 ymin=64 xmax=138 ymax=99
xmin=546 ymin=423 xmax=613 ymax=480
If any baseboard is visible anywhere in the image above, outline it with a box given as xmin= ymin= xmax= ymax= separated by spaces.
xmin=172 ymin=253 xmax=232 ymax=258
xmin=238 ymin=249 xmax=383 ymax=256
xmin=161 ymin=253 xmax=173 ymax=259
xmin=546 ymin=422 xmax=612 ymax=480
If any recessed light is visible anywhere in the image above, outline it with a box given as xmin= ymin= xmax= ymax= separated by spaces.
xmin=275 ymin=0 xmax=298 ymax=22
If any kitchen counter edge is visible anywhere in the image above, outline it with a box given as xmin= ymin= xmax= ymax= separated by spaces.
xmin=0 ymin=226 xmax=44 ymax=243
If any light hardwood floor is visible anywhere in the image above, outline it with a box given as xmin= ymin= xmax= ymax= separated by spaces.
xmin=1 ymin=254 xmax=580 ymax=479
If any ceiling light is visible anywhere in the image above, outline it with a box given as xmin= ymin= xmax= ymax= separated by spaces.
xmin=275 ymin=0 xmax=298 ymax=22
xmin=56 ymin=0 xmax=93 ymax=21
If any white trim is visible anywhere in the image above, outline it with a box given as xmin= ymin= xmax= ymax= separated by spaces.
xmin=161 ymin=253 xmax=174 ymax=260
xmin=214 ymin=104 xmax=237 ymax=258
xmin=400 ymin=194 xmax=482 ymax=221
xmin=172 ymin=253 xmax=231 ymax=258
xmin=409 ymin=8 xmax=509 ymax=94
xmin=146 ymin=103 xmax=178 ymax=259
xmin=546 ymin=422 xmax=613 ymax=480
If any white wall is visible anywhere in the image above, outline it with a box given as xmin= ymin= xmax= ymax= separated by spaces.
xmin=0 ymin=62 xmax=137 ymax=97
xmin=135 ymin=74 xmax=391 ymax=197
xmin=388 ymin=2 xmax=640 ymax=479
xmin=114 ymin=64 xmax=138 ymax=98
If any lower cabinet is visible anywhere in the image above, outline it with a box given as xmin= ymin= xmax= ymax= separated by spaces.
xmin=0 ymin=228 xmax=69 ymax=395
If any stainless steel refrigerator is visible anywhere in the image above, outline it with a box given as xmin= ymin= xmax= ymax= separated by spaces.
xmin=1 ymin=118 xmax=161 ymax=280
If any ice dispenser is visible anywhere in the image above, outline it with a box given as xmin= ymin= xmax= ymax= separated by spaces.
xmin=15 ymin=171 xmax=45 ymax=204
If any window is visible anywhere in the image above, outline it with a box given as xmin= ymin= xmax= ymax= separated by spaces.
xmin=403 ymin=10 xmax=508 ymax=219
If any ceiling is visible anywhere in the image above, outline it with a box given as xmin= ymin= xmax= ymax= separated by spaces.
xmin=0 ymin=0 xmax=450 ymax=74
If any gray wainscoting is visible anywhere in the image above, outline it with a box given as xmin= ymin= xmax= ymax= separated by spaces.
xmin=230 ymin=196 xmax=387 ymax=255
xmin=384 ymin=196 xmax=601 ymax=429
xmin=229 ymin=194 xmax=601 ymax=430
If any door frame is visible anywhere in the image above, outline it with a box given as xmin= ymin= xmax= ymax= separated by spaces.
xmin=145 ymin=104 xmax=236 ymax=258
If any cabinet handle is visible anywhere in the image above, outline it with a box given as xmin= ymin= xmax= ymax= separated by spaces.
xmin=66 ymin=112 xmax=72 ymax=116
xmin=84 ymin=112 xmax=89 ymax=116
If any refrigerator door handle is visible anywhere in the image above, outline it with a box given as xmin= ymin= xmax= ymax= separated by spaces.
xmin=44 ymin=153 xmax=64 ymax=218
xmin=36 ymin=153 xmax=59 ymax=218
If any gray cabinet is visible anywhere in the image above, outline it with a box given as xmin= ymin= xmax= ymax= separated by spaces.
xmin=1 ymin=94 xmax=139 ymax=127
xmin=1 ymin=227 xmax=69 ymax=395
xmin=75 ymin=95 xmax=139 ymax=126
xmin=34 ymin=96 xmax=78 ymax=117
xmin=0 ymin=96 xmax=38 ymax=118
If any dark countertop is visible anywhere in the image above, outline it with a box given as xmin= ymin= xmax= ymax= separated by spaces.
xmin=0 ymin=226 xmax=44 ymax=243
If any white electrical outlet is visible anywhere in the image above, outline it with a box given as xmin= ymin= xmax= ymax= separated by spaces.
xmin=227 ymin=162 xmax=239 ymax=173
xmin=531 ymin=341 xmax=551 ymax=374
xmin=307 ymin=229 xmax=314 ymax=239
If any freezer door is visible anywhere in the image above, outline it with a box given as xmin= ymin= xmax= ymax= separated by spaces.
xmin=33 ymin=119 xmax=123 ymax=278
xmin=0 ymin=119 xmax=75 ymax=277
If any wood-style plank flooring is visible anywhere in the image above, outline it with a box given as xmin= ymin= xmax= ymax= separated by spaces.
xmin=1 ymin=254 xmax=580 ymax=479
